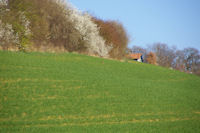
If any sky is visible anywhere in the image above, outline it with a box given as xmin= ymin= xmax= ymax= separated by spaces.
xmin=68 ymin=0 xmax=200 ymax=50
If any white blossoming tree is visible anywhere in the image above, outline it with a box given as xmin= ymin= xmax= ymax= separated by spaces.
xmin=0 ymin=0 xmax=7 ymax=6
xmin=68 ymin=5 xmax=111 ymax=57
xmin=0 ymin=20 xmax=19 ymax=49
xmin=0 ymin=0 xmax=32 ymax=51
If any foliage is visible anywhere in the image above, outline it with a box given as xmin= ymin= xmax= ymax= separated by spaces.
xmin=0 ymin=0 xmax=121 ymax=57
xmin=34 ymin=0 xmax=84 ymax=51
xmin=146 ymin=52 xmax=157 ymax=65
xmin=0 ymin=0 xmax=7 ymax=7
xmin=92 ymin=17 xmax=129 ymax=58
xmin=0 ymin=20 xmax=19 ymax=49
xmin=15 ymin=11 xmax=32 ymax=51
xmin=1 ymin=0 xmax=32 ymax=51
xmin=69 ymin=10 xmax=111 ymax=57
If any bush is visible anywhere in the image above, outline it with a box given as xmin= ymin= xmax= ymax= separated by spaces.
xmin=69 ymin=10 xmax=111 ymax=57
xmin=92 ymin=17 xmax=129 ymax=58
xmin=1 ymin=0 xmax=32 ymax=51
xmin=37 ymin=0 xmax=84 ymax=51
xmin=0 ymin=20 xmax=19 ymax=49
xmin=146 ymin=52 xmax=157 ymax=65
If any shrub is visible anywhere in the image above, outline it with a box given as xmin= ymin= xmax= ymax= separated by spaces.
xmin=1 ymin=0 xmax=32 ymax=51
xmin=15 ymin=11 xmax=32 ymax=51
xmin=69 ymin=9 xmax=111 ymax=57
xmin=36 ymin=0 xmax=84 ymax=51
xmin=146 ymin=52 xmax=157 ymax=65
xmin=0 ymin=20 xmax=19 ymax=49
xmin=92 ymin=17 xmax=129 ymax=59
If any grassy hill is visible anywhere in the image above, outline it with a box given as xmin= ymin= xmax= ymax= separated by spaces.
xmin=0 ymin=51 xmax=200 ymax=133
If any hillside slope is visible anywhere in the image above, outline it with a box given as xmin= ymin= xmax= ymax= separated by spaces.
xmin=0 ymin=51 xmax=200 ymax=133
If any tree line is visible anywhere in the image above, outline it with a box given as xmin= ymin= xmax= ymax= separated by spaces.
xmin=0 ymin=0 xmax=129 ymax=58
xmin=129 ymin=43 xmax=200 ymax=76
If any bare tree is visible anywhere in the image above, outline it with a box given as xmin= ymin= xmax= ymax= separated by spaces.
xmin=174 ymin=50 xmax=185 ymax=71
xmin=130 ymin=43 xmax=200 ymax=76
xmin=183 ymin=48 xmax=200 ymax=73
xmin=150 ymin=43 xmax=176 ymax=67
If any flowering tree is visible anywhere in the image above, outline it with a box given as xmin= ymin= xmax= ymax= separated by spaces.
xmin=0 ymin=20 xmax=19 ymax=49
xmin=0 ymin=0 xmax=32 ymax=51
xmin=92 ymin=17 xmax=129 ymax=58
xmin=68 ymin=6 xmax=111 ymax=57
xmin=0 ymin=0 xmax=7 ymax=6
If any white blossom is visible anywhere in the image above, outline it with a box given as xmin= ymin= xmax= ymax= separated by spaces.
xmin=0 ymin=0 xmax=8 ymax=6
xmin=67 ymin=4 xmax=111 ymax=57
xmin=19 ymin=11 xmax=31 ymax=36
xmin=0 ymin=20 xmax=19 ymax=46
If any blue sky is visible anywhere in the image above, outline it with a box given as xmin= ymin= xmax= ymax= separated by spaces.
xmin=68 ymin=0 xmax=200 ymax=50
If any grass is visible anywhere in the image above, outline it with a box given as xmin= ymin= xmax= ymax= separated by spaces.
xmin=0 ymin=51 xmax=200 ymax=133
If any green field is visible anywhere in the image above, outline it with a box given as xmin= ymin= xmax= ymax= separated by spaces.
xmin=0 ymin=51 xmax=200 ymax=133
